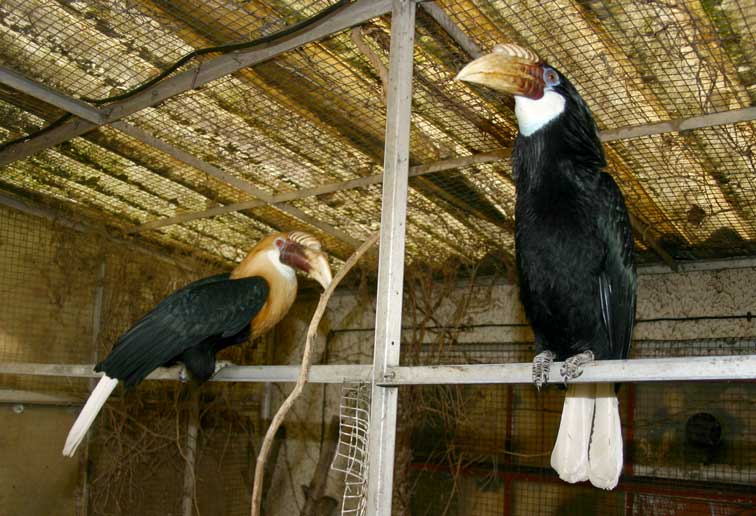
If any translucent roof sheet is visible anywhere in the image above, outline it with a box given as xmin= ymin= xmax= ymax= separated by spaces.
xmin=0 ymin=0 xmax=753 ymax=269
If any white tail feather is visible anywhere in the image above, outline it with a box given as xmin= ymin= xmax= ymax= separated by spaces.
xmin=551 ymin=383 xmax=595 ymax=483
xmin=589 ymin=383 xmax=623 ymax=489
xmin=63 ymin=375 xmax=119 ymax=457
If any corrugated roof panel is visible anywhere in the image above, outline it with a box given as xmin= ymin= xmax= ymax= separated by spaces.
xmin=0 ymin=0 xmax=753 ymax=268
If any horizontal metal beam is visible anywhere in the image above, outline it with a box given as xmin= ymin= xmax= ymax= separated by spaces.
xmin=112 ymin=122 xmax=363 ymax=248
xmin=0 ymin=362 xmax=373 ymax=384
xmin=0 ymin=389 xmax=81 ymax=405
xmin=0 ymin=68 xmax=362 ymax=249
xmin=381 ymin=355 xmax=756 ymax=385
xmin=0 ymin=66 xmax=105 ymax=124
xmin=599 ymin=106 xmax=756 ymax=142
xmin=639 ymin=256 xmax=756 ymax=274
xmin=1 ymin=355 xmax=753 ymax=385
xmin=133 ymin=151 xmax=510 ymax=233
xmin=0 ymin=0 xmax=393 ymax=167
xmin=0 ymin=191 xmax=202 ymax=271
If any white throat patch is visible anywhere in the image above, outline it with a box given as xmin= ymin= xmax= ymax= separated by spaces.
xmin=264 ymin=249 xmax=296 ymax=281
xmin=514 ymin=90 xmax=566 ymax=137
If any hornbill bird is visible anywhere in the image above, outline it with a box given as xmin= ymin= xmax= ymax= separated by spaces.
xmin=63 ymin=231 xmax=332 ymax=457
xmin=457 ymin=44 xmax=636 ymax=489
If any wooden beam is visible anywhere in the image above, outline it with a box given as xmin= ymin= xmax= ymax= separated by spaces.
xmin=0 ymin=0 xmax=393 ymax=166
xmin=0 ymin=362 xmax=373 ymax=383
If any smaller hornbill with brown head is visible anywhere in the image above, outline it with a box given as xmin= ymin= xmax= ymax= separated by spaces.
xmin=63 ymin=231 xmax=332 ymax=456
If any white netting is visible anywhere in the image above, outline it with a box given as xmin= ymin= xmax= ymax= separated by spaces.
xmin=331 ymin=383 xmax=371 ymax=516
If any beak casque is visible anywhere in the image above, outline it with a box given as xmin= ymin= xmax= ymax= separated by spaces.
xmin=302 ymin=246 xmax=332 ymax=290
xmin=284 ymin=231 xmax=333 ymax=290
xmin=456 ymin=43 xmax=545 ymax=99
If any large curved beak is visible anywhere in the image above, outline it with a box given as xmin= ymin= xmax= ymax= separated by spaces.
xmin=301 ymin=247 xmax=332 ymax=290
xmin=456 ymin=43 xmax=544 ymax=99
xmin=280 ymin=232 xmax=333 ymax=290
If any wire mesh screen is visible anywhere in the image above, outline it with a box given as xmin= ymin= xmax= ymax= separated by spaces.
xmin=1 ymin=1 xmax=754 ymax=268
xmin=89 ymin=388 xmax=260 ymax=516
xmin=0 ymin=0 xmax=376 ymax=266
xmin=398 ymin=345 xmax=755 ymax=516
xmin=332 ymin=382 xmax=371 ymax=516
xmin=0 ymin=203 xmax=99 ymax=397
xmin=0 ymin=202 xmax=270 ymax=515
xmin=392 ymin=259 xmax=755 ymax=515
xmin=0 ymin=1 xmax=755 ymax=513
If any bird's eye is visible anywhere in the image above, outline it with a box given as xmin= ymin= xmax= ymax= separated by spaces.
xmin=543 ymin=68 xmax=559 ymax=87
xmin=275 ymin=238 xmax=284 ymax=249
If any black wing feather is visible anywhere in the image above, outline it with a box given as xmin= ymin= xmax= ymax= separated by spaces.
xmin=596 ymin=173 xmax=636 ymax=359
xmin=96 ymin=274 xmax=269 ymax=388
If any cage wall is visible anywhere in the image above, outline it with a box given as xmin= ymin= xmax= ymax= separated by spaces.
xmin=0 ymin=202 xmax=273 ymax=516
xmin=264 ymin=262 xmax=756 ymax=516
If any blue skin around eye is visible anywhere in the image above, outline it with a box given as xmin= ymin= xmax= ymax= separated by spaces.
xmin=543 ymin=67 xmax=560 ymax=88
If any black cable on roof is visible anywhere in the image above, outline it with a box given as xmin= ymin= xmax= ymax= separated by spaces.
xmin=0 ymin=0 xmax=350 ymax=153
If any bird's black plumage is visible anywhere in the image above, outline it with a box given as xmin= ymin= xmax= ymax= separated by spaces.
xmin=512 ymin=72 xmax=636 ymax=362
xmin=455 ymin=43 xmax=636 ymax=488
xmin=95 ymin=273 xmax=269 ymax=388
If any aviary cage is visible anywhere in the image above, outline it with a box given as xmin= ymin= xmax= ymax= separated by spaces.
xmin=0 ymin=1 xmax=754 ymax=515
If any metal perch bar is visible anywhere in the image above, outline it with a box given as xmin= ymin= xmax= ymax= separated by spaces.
xmin=1 ymin=355 xmax=753 ymax=387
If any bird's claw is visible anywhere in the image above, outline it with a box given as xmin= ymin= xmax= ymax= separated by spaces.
xmin=212 ymin=360 xmax=234 ymax=378
xmin=178 ymin=366 xmax=191 ymax=383
xmin=560 ymin=350 xmax=594 ymax=383
xmin=532 ymin=350 xmax=556 ymax=390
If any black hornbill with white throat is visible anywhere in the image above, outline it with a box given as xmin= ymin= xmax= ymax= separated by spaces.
xmin=457 ymin=44 xmax=636 ymax=490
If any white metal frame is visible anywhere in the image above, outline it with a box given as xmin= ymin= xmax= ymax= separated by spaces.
xmin=1 ymin=2 xmax=756 ymax=515
xmin=366 ymin=1 xmax=416 ymax=513
xmin=2 ymin=355 xmax=755 ymax=385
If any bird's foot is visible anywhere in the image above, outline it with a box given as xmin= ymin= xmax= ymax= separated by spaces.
xmin=212 ymin=360 xmax=234 ymax=378
xmin=532 ymin=350 xmax=556 ymax=390
xmin=178 ymin=365 xmax=192 ymax=383
xmin=560 ymin=350 xmax=594 ymax=383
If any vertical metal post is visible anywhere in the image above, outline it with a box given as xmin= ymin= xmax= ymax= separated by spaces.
xmin=624 ymin=384 xmax=636 ymax=516
xmin=502 ymin=385 xmax=514 ymax=516
xmin=181 ymin=387 xmax=200 ymax=516
xmin=366 ymin=1 xmax=415 ymax=514
xmin=79 ymin=257 xmax=106 ymax=516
